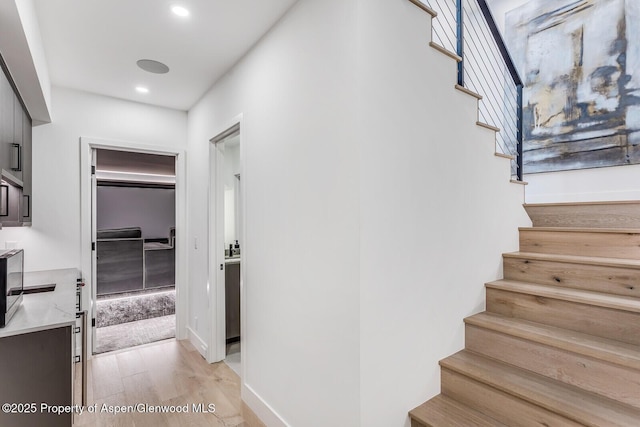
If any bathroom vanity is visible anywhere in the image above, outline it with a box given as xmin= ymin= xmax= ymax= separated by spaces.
xmin=225 ymin=257 xmax=241 ymax=342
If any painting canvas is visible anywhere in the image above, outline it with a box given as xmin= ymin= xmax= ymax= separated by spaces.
xmin=506 ymin=0 xmax=640 ymax=173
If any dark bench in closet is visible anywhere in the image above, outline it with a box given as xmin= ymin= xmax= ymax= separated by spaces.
xmin=144 ymin=227 xmax=176 ymax=289
xmin=96 ymin=227 xmax=175 ymax=295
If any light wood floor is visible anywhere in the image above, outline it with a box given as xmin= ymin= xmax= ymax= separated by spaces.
xmin=74 ymin=339 xmax=265 ymax=427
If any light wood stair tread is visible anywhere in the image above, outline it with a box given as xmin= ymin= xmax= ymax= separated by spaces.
xmin=409 ymin=394 xmax=506 ymax=427
xmin=440 ymin=350 xmax=640 ymax=426
xmin=504 ymin=251 xmax=640 ymax=269
xmin=486 ymin=280 xmax=640 ymax=313
xmin=519 ymin=226 xmax=640 ymax=234
xmin=494 ymin=152 xmax=515 ymax=160
xmin=455 ymin=84 xmax=482 ymax=99
xmin=408 ymin=0 xmax=437 ymax=17
xmin=509 ymin=179 xmax=528 ymax=185
xmin=525 ymin=200 xmax=640 ymax=208
xmin=476 ymin=121 xmax=500 ymax=132
xmin=465 ymin=312 xmax=640 ymax=371
xmin=429 ymin=42 xmax=462 ymax=62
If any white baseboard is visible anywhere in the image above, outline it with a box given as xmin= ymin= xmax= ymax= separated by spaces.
xmin=186 ymin=326 xmax=208 ymax=357
xmin=242 ymin=383 xmax=290 ymax=427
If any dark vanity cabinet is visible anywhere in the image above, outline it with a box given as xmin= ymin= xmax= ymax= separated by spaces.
xmin=225 ymin=261 xmax=241 ymax=341
xmin=0 ymin=56 xmax=33 ymax=225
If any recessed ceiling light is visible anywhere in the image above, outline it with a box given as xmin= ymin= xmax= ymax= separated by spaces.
xmin=171 ymin=5 xmax=190 ymax=17
xmin=137 ymin=59 xmax=170 ymax=74
xmin=135 ymin=86 xmax=149 ymax=94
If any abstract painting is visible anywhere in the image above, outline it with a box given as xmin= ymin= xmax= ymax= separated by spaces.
xmin=506 ymin=0 xmax=640 ymax=173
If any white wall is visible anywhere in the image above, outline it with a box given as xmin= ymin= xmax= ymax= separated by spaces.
xmin=189 ymin=0 xmax=529 ymax=426
xmin=14 ymin=0 xmax=51 ymax=123
xmin=0 ymin=0 xmax=532 ymax=424
xmin=224 ymin=141 xmax=240 ymax=247
xmin=0 ymin=0 xmax=51 ymax=124
xmin=486 ymin=0 xmax=528 ymax=34
xmin=97 ymin=186 xmax=175 ymax=238
xmin=357 ymin=1 xmax=529 ymax=426
xmin=187 ymin=0 xmax=360 ymax=425
xmin=524 ymin=164 xmax=640 ymax=203
xmin=0 ymin=86 xmax=187 ymax=271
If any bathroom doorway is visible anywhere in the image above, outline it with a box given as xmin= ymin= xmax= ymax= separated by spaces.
xmin=209 ymin=123 xmax=243 ymax=376
xmin=93 ymin=149 xmax=177 ymax=354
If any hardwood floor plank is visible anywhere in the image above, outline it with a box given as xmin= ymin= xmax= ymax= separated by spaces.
xmin=91 ymin=353 xmax=125 ymax=400
xmin=241 ymin=402 xmax=267 ymax=427
xmin=116 ymin=348 xmax=147 ymax=378
xmin=77 ymin=339 xmax=262 ymax=426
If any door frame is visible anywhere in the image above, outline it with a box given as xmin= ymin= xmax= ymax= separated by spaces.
xmin=79 ymin=137 xmax=188 ymax=357
xmin=208 ymin=116 xmax=245 ymax=369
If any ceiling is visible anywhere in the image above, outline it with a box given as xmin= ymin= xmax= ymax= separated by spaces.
xmin=33 ymin=0 xmax=298 ymax=111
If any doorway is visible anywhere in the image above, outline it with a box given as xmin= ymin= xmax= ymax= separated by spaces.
xmin=209 ymin=124 xmax=243 ymax=376
xmin=79 ymin=137 xmax=187 ymax=359
xmin=92 ymin=149 xmax=177 ymax=354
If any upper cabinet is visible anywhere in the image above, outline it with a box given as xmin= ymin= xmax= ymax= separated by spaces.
xmin=0 ymin=70 xmax=13 ymax=175
xmin=12 ymin=96 xmax=23 ymax=182
xmin=22 ymin=110 xmax=32 ymax=224
xmin=0 ymin=58 xmax=33 ymax=226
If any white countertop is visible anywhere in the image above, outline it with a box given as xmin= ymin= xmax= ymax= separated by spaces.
xmin=0 ymin=268 xmax=80 ymax=338
xmin=225 ymin=256 xmax=241 ymax=265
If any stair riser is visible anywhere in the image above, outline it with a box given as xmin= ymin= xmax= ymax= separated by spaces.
xmin=441 ymin=369 xmax=582 ymax=427
xmin=466 ymin=325 xmax=640 ymax=408
xmin=519 ymin=229 xmax=640 ymax=259
xmin=524 ymin=202 xmax=640 ymax=229
xmin=503 ymin=256 xmax=640 ymax=298
xmin=486 ymin=288 xmax=640 ymax=345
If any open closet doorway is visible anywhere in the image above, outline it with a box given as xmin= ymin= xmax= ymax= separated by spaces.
xmin=92 ymin=149 xmax=177 ymax=354
xmin=209 ymin=124 xmax=243 ymax=376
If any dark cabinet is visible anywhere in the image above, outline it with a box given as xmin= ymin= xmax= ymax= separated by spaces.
xmin=0 ymin=70 xmax=13 ymax=174
xmin=22 ymin=111 xmax=31 ymax=223
xmin=0 ymin=326 xmax=73 ymax=427
xmin=225 ymin=261 xmax=241 ymax=341
xmin=0 ymin=58 xmax=32 ymax=225
xmin=12 ymin=96 xmax=23 ymax=181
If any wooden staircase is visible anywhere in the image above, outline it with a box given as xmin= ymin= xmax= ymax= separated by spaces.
xmin=409 ymin=201 xmax=640 ymax=426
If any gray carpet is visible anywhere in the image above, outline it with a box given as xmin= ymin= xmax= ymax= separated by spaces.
xmin=96 ymin=289 xmax=175 ymax=327
xmin=95 ymin=314 xmax=175 ymax=354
